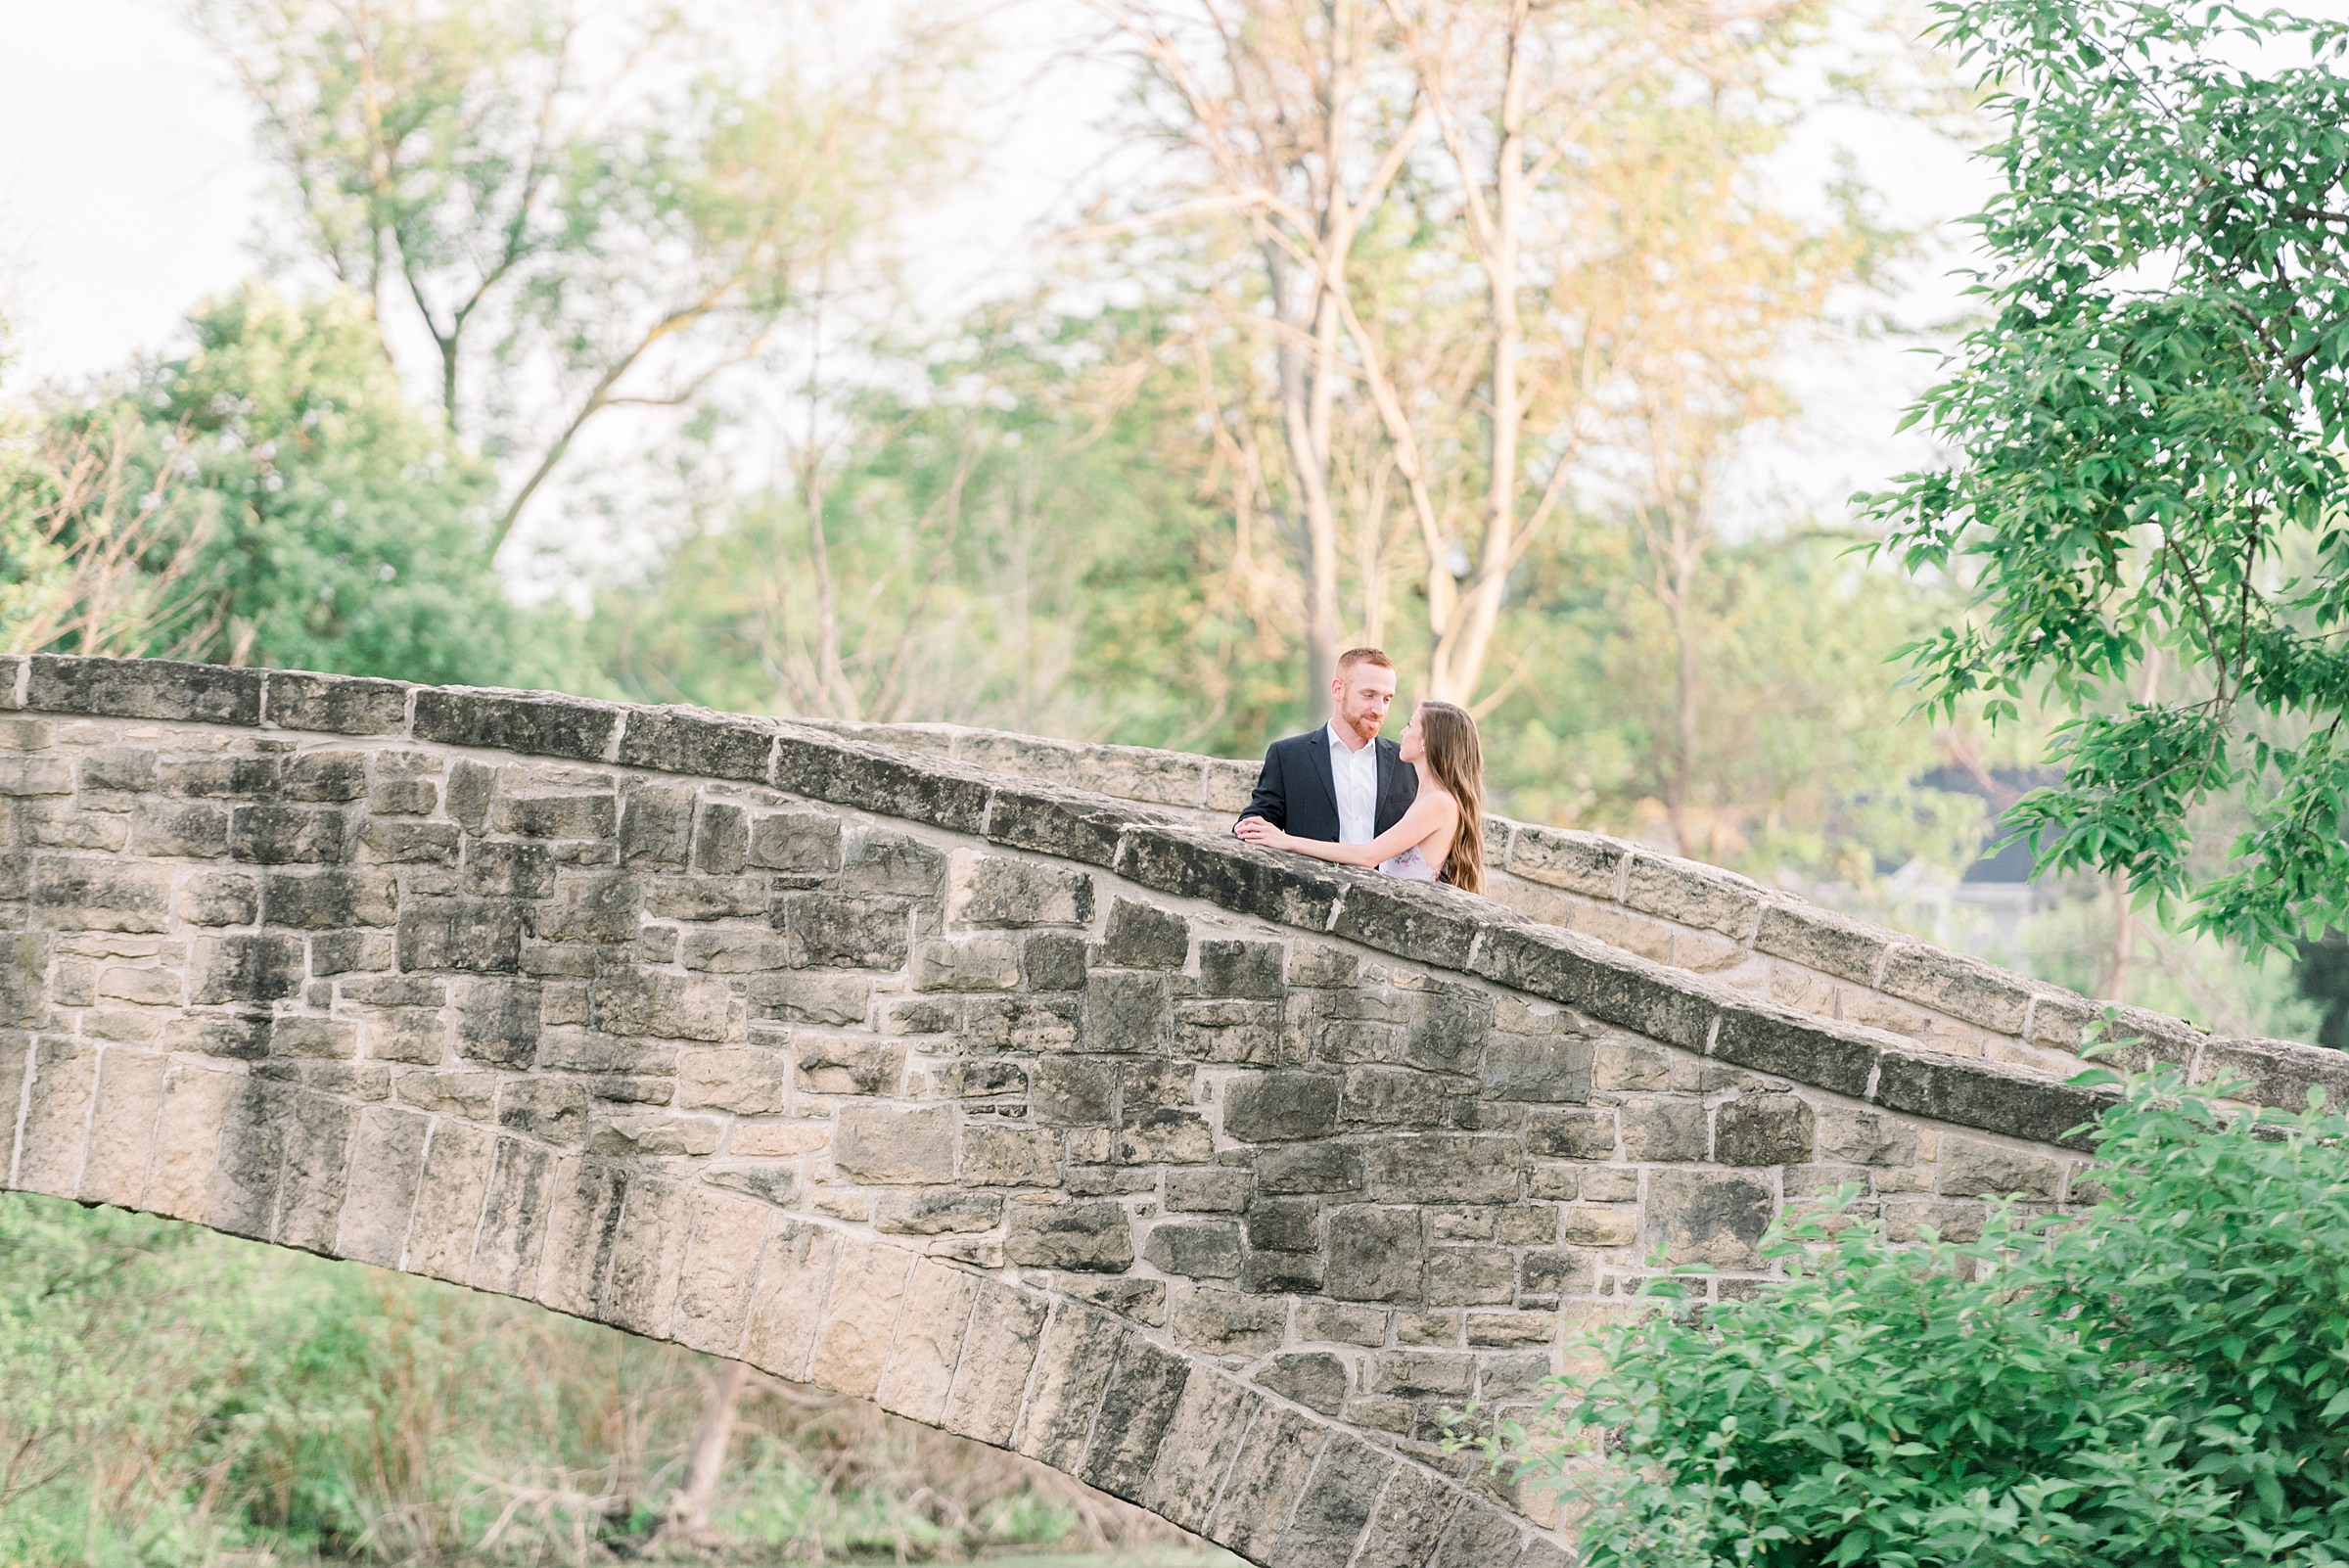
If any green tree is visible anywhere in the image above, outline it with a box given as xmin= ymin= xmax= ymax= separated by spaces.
xmin=186 ymin=0 xmax=970 ymax=550
xmin=1871 ymin=0 xmax=2349 ymax=953
xmin=143 ymin=286 xmax=581 ymax=685
xmin=5 ymin=285 xmax=578 ymax=687
xmin=594 ymin=297 xmax=1298 ymax=750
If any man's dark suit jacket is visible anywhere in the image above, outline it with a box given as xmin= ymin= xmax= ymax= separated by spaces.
xmin=1237 ymin=727 xmax=1417 ymax=843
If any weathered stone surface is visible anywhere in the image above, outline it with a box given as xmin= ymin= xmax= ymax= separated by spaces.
xmin=1714 ymin=1093 xmax=1816 ymax=1167
xmin=1644 ymin=1169 xmax=1775 ymax=1270
xmin=1352 ymin=1464 xmax=1465 ymax=1568
xmin=3 ymin=663 xmax=2263 ymax=1567
xmin=1205 ymin=1404 xmax=1328 ymax=1562
xmin=413 ymin=687 xmax=619 ymax=762
xmin=1140 ymin=1372 xmax=1262 ymax=1532
xmin=1326 ymin=1206 xmax=1423 ymax=1303
xmin=1224 ymin=1071 xmax=1340 ymax=1142
xmin=263 ymin=670 xmax=408 ymax=734
xmin=942 ymin=1280 xmax=1050 ymax=1445
xmin=835 ymin=1104 xmax=956 ymax=1184
xmin=1015 ymin=1303 xmax=1125 ymax=1469
xmin=742 ymin=1221 xmax=838 ymax=1381
xmin=1006 ymin=1196 xmax=1135 ymax=1271
xmin=1272 ymin=1435 xmax=1390 ymax=1568
xmin=28 ymin=656 xmax=261 ymax=725
xmin=1081 ymin=1336 xmax=1192 ymax=1500
xmin=1873 ymin=1049 xmax=2113 ymax=1151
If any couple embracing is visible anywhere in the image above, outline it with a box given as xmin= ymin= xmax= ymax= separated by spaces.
xmin=1233 ymin=647 xmax=1487 ymax=895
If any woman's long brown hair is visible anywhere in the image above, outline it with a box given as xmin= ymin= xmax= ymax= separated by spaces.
xmin=1415 ymin=700 xmax=1486 ymax=895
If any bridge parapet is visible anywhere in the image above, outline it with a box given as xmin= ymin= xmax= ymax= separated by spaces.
xmin=801 ymin=717 xmax=2306 ymax=1090
xmin=2 ymin=656 xmax=2338 ymax=1567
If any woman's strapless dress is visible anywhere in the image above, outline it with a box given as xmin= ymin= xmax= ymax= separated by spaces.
xmin=1378 ymin=844 xmax=1440 ymax=882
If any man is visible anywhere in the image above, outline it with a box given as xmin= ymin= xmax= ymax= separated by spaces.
xmin=1235 ymin=647 xmax=1418 ymax=847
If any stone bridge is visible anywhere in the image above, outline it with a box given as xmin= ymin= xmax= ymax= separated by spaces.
xmin=4 ymin=656 xmax=2341 ymax=1566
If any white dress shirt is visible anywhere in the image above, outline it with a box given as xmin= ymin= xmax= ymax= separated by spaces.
xmin=1326 ymin=721 xmax=1380 ymax=844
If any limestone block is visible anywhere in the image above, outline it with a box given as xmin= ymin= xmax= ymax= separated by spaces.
xmin=145 ymin=1062 xmax=237 ymax=1222
xmin=616 ymin=708 xmax=772 ymax=783
xmin=834 ymin=1103 xmax=955 ymax=1184
xmin=946 ymin=853 xmax=1094 ymax=929
xmin=587 ymin=970 xmax=730 ymax=1042
xmin=1352 ymin=1465 xmax=1465 ymax=1568
xmin=397 ymin=899 xmax=523 ymax=975
xmin=728 ymin=1120 xmax=829 ymax=1158
xmin=1102 ymin=898 xmax=1189 ymax=968
xmin=941 ymin=1279 xmax=1051 ymax=1445
xmin=1025 ymin=929 xmax=1087 ymax=991
xmin=957 ymin=1126 xmax=1059 ymax=1188
xmin=274 ymin=1091 xmax=362 ymax=1253
xmin=1940 ymin=1134 xmax=2065 ymax=1200
xmin=669 ymin=1188 xmax=771 ymax=1357
xmin=741 ymin=1219 xmax=838 ymax=1382
xmin=1082 ymin=970 xmax=1172 ymax=1055
xmin=426 ymin=1130 xmax=530 ymax=1291
xmin=913 ymin=937 xmax=1023 ymax=992
xmin=33 ymin=859 xmax=173 ymax=933
xmin=496 ymin=1078 xmax=588 ymax=1146
xmin=1641 ymin=1169 xmax=1773 ymax=1269
xmin=75 ymin=1048 xmax=168 ymax=1207
xmin=591 ymin=1110 xmax=722 ymax=1157
xmin=676 ymin=1047 xmax=788 ymax=1115
xmin=336 ymin=1105 xmax=431 ymax=1267
xmin=1326 ymin=1206 xmax=1423 ymax=1304
xmin=1013 ymin=1302 xmax=1126 ymax=1470
xmin=1619 ymin=1097 xmax=1708 ymax=1163
xmin=1708 ymin=1002 xmax=1880 ymax=1098
xmin=1522 ymin=1110 xmax=1613 ymax=1167
xmin=26 ymin=655 xmax=261 ymax=725
xmin=16 ymin=1038 xmax=98 ymax=1197
xmin=1204 ymin=1403 xmax=1329 ymax=1562
xmin=1878 ymin=945 xmax=2035 ymax=1036
xmin=1366 ymin=1132 xmax=1520 ymax=1204
xmin=1271 ymin=1434 xmax=1391 ymax=1568
xmin=1136 ymin=1370 xmax=1261 ymax=1532
xmin=1080 ymin=1336 xmax=1193 ymax=1501
xmin=746 ymin=808 xmax=842 ymax=874
xmin=532 ymin=1155 xmax=628 ymax=1316
xmin=1713 ymin=1092 xmax=1817 ymax=1167
xmin=1170 ymin=1286 xmax=1284 ymax=1357
xmin=782 ymin=894 xmax=912 ymax=970
xmin=875 ymin=1259 xmax=983 ymax=1423
xmin=261 ymin=669 xmax=407 ymax=735
xmin=534 ymin=872 xmax=640 ymax=945
xmin=691 ymin=802 xmax=749 ymax=875
xmin=1817 ymin=1105 xmax=1918 ymax=1167
xmin=1223 ymin=1071 xmax=1340 ymax=1142
xmin=795 ymin=1035 xmax=902 ymax=1096
xmin=1005 ymin=1195 xmax=1133 ymax=1270
xmin=1504 ymin=825 xmax=1625 ymax=898
xmin=807 ymin=1238 xmax=915 ymax=1398
xmin=1429 ymin=1500 xmax=1531 ymax=1568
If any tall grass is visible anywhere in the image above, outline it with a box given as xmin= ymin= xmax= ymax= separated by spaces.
xmin=0 ymin=1191 xmax=1193 ymax=1565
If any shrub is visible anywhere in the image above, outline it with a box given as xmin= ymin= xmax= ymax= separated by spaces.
xmin=1518 ymin=1069 xmax=2349 ymax=1566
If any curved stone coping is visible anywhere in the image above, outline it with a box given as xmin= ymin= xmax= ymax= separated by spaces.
xmin=794 ymin=718 xmax=2259 ymax=1087
xmin=8 ymin=655 xmax=2338 ymax=1141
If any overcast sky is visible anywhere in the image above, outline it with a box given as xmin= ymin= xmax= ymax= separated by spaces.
xmin=0 ymin=0 xmax=1986 ymax=579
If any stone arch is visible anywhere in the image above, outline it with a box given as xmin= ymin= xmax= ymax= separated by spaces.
xmin=5 ymin=655 xmax=2338 ymax=1565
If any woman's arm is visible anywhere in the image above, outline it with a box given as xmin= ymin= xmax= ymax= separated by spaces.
xmin=1235 ymin=788 xmax=1454 ymax=867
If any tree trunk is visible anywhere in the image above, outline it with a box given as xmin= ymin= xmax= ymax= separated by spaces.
xmin=662 ymin=1358 xmax=751 ymax=1542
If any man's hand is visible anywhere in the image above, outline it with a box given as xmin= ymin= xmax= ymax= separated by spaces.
xmin=1234 ymin=816 xmax=1287 ymax=850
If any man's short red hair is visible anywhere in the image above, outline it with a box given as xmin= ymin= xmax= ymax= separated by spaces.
xmin=1336 ymin=647 xmax=1395 ymax=673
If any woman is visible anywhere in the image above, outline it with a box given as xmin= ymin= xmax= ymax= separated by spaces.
xmin=1234 ymin=700 xmax=1486 ymax=894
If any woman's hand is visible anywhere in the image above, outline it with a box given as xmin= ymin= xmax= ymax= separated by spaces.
xmin=1233 ymin=816 xmax=1290 ymax=851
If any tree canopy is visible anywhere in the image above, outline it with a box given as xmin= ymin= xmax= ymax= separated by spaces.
xmin=1872 ymin=0 xmax=2349 ymax=953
